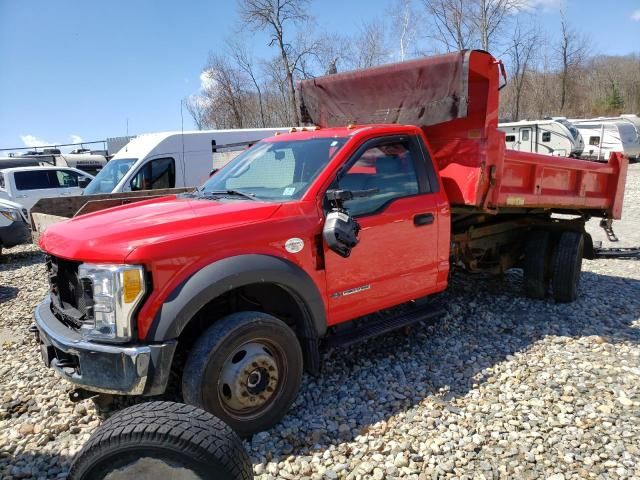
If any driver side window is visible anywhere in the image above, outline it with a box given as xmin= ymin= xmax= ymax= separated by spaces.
xmin=130 ymin=157 xmax=175 ymax=191
xmin=338 ymin=141 xmax=420 ymax=216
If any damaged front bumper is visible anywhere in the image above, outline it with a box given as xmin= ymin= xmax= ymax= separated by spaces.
xmin=33 ymin=297 xmax=176 ymax=396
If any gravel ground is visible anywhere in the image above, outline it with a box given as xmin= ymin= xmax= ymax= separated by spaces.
xmin=1 ymin=164 xmax=639 ymax=480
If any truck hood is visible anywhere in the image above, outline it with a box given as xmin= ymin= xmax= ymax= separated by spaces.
xmin=39 ymin=195 xmax=281 ymax=262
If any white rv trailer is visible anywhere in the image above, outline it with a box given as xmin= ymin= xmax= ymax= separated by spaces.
xmin=83 ymin=128 xmax=289 ymax=195
xmin=498 ymin=119 xmax=584 ymax=157
xmin=570 ymin=117 xmax=640 ymax=161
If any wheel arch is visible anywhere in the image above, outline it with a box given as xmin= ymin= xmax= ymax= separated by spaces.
xmin=146 ymin=254 xmax=326 ymax=374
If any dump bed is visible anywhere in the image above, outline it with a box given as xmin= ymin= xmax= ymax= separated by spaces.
xmin=299 ymin=50 xmax=628 ymax=219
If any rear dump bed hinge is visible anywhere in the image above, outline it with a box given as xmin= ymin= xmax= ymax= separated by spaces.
xmin=324 ymin=302 xmax=445 ymax=350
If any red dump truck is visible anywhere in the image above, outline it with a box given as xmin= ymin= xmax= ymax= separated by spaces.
xmin=34 ymin=50 xmax=629 ymax=436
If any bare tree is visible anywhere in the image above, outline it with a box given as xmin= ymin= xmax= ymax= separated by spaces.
xmin=350 ymin=20 xmax=390 ymax=68
xmin=471 ymin=0 xmax=519 ymax=52
xmin=183 ymin=95 xmax=208 ymax=130
xmin=506 ymin=21 xmax=538 ymax=120
xmin=239 ymin=0 xmax=310 ymax=125
xmin=390 ymin=0 xmax=420 ymax=61
xmin=289 ymin=30 xmax=323 ymax=79
xmin=202 ymin=54 xmax=248 ymax=128
xmin=423 ymin=0 xmax=473 ymax=52
xmin=316 ymin=31 xmax=354 ymax=74
xmin=227 ymin=39 xmax=267 ymax=127
xmin=262 ymin=56 xmax=294 ymax=125
xmin=557 ymin=11 xmax=588 ymax=112
xmin=527 ymin=50 xmax=559 ymax=119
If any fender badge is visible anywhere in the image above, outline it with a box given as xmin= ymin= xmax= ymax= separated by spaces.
xmin=331 ymin=284 xmax=371 ymax=298
xmin=285 ymin=238 xmax=304 ymax=253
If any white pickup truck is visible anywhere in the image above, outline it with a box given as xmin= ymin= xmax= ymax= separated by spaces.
xmin=0 ymin=166 xmax=94 ymax=211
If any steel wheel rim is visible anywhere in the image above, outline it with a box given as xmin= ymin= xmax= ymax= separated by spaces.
xmin=217 ymin=338 xmax=287 ymax=421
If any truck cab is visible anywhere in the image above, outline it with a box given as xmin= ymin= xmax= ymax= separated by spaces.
xmin=34 ymin=124 xmax=450 ymax=435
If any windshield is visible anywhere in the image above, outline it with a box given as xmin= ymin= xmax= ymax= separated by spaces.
xmin=84 ymin=158 xmax=137 ymax=195
xmin=201 ymin=137 xmax=347 ymax=201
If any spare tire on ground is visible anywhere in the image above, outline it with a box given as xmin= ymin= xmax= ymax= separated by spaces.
xmin=68 ymin=401 xmax=253 ymax=480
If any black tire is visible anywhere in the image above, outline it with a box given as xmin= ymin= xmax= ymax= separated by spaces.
xmin=523 ymin=229 xmax=552 ymax=299
xmin=182 ymin=311 xmax=303 ymax=437
xmin=68 ymin=401 xmax=252 ymax=480
xmin=551 ymin=231 xmax=584 ymax=303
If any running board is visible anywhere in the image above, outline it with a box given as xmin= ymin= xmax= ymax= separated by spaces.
xmin=325 ymin=304 xmax=445 ymax=349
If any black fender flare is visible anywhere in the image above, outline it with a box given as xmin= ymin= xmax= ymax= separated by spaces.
xmin=145 ymin=254 xmax=327 ymax=343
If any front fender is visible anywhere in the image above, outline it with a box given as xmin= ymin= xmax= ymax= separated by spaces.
xmin=145 ymin=254 xmax=327 ymax=341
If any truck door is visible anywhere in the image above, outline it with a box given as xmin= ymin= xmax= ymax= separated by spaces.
xmin=323 ymin=135 xmax=444 ymax=324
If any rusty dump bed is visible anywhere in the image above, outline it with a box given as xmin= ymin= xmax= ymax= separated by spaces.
xmin=299 ymin=50 xmax=628 ymax=219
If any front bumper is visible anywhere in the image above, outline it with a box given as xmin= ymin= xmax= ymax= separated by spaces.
xmin=34 ymin=297 xmax=176 ymax=396
xmin=0 ymin=220 xmax=31 ymax=249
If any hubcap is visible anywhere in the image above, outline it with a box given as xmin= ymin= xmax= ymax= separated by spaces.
xmin=219 ymin=342 xmax=280 ymax=413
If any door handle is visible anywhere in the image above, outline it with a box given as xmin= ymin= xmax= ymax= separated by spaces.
xmin=16 ymin=194 xmax=27 ymax=198
xmin=413 ymin=213 xmax=434 ymax=226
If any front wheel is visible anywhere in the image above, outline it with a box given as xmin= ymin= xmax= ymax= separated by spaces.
xmin=68 ymin=401 xmax=252 ymax=480
xmin=182 ymin=311 xmax=303 ymax=437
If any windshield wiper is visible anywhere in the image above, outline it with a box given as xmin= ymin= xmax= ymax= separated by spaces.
xmin=203 ymin=189 xmax=257 ymax=201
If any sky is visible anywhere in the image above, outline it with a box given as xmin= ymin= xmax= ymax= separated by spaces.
xmin=1 ymin=0 xmax=639 ymax=153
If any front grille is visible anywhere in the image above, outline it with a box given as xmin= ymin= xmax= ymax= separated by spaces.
xmin=46 ymin=256 xmax=93 ymax=329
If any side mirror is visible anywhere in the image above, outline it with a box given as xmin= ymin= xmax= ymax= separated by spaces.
xmin=78 ymin=177 xmax=91 ymax=188
xmin=323 ymin=208 xmax=361 ymax=258
xmin=322 ymin=188 xmax=376 ymax=257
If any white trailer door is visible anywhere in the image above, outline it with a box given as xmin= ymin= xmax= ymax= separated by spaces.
xmin=520 ymin=127 xmax=533 ymax=152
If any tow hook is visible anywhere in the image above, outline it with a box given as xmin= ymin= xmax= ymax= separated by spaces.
xmin=69 ymin=388 xmax=98 ymax=403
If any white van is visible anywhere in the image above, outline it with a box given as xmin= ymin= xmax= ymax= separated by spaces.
xmin=0 ymin=166 xmax=94 ymax=211
xmin=83 ymin=128 xmax=289 ymax=195
xmin=499 ymin=119 xmax=584 ymax=157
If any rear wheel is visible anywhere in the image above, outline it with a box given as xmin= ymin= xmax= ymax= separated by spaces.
xmin=182 ymin=311 xmax=303 ymax=437
xmin=68 ymin=401 xmax=252 ymax=480
xmin=523 ymin=229 xmax=552 ymax=299
xmin=551 ymin=231 xmax=584 ymax=303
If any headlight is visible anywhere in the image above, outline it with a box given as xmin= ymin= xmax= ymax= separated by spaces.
xmin=0 ymin=208 xmax=21 ymax=222
xmin=78 ymin=263 xmax=146 ymax=342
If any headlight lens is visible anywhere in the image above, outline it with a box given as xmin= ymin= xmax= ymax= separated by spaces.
xmin=78 ymin=263 xmax=146 ymax=342
xmin=0 ymin=209 xmax=21 ymax=222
